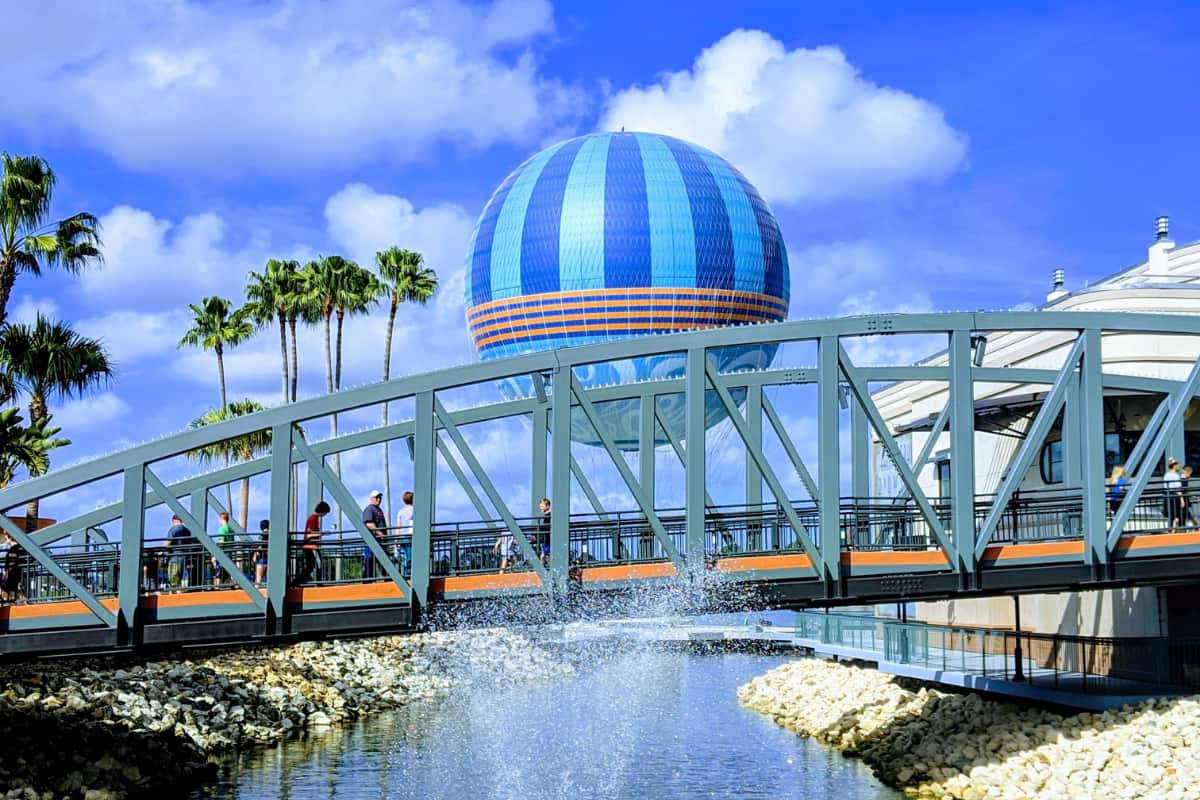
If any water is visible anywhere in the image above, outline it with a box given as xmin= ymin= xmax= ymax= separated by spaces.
xmin=200 ymin=647 xmax=899 ymax=800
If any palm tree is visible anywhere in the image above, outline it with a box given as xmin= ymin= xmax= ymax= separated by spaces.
xmin=334 ymin=263 xmax=383 ymax=392
xmin=377 ymin=247 xmax=438 ymax=520
xmin=245 ymin=259 xmax=300 ymax=404
xmin=187 ymin=400 xmax=272 ymax=528
xmin=177 ymin=296 xmax=253 ymax=412
xmin=0 ymin=154 xmax=103 ymax=325
xmin=0 ymin=409 xmax=69 ymax=488
xmin=0 ymin=316 xmax=113 ymax=528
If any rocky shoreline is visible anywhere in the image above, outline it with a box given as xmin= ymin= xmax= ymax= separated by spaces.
xmin=0 ymin=630 xmax=573 ymax=800
xmin=738 ymin=659 xmax=1199 ymax=799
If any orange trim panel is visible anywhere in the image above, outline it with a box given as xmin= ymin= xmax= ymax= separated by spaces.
xmin=0 ymin=597 xmax=118 ymax=620
xmin=579 ymin=562 xmax=679 ymax=582
xmin=287 ymin=583 xmax=410 ymax=603
xmin=715 ymin=554 xmax=813 ymax=572
xmin=430 ymin=572 xmax=543 ymax=593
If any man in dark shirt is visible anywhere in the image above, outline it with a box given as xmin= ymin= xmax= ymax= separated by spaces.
xmin=163 ymin=514 xmax=193 ymax=589
xmin=538 ymin=497 xmax=551 ymax=567
xmin=2 ymin=532 xmax=25 ymax=603
xmin=362 ymin=489 xmax=386 ymax=579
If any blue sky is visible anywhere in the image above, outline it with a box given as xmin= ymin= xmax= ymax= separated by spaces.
xmin=3 ymin=0 xmax=1199 ymax=522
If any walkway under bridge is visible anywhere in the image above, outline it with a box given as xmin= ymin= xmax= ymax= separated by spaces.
xmin=4 ymin=311 xmax=1200 ymax=657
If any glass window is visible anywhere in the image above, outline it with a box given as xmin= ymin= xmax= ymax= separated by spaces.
xmin=936 ymin=460 xmax=951 ymax=499
xmin=1040 ymin=440 xmax=1063 ymax=484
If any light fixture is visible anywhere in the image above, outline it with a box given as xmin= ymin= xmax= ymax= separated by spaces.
xmin=837 ymin=383 xmax=849 ymax=410
xmin=405 ymin=436 xmax=415 ymax=461
xmin=970 ymin=332 xmax=988 ymax=367
xmin=532 ymin=371 xmax=548 ymax=403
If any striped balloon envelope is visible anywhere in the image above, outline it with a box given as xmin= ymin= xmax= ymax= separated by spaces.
xmin=464 ymin=131 xmax=790 ymax=449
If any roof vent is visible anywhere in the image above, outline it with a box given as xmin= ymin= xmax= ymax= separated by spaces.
xmin=1156 ymin=216 xmax=1170 ymax=241
xmin=1046 ymin=268 xmax=1068 ymax=304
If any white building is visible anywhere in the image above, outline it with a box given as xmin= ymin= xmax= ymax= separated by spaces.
xmin=871 ymin=218 xmax=1200 ymax=638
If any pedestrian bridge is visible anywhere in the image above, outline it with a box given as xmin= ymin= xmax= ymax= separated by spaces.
xmin=4 ymin=311 xmax=1200 ymax=658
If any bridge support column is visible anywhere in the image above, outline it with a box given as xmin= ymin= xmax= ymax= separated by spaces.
xmin=532 ymin=406 xmax=548 ymax=517
xmin=640 ymin=394 xmax=657 ymax=513
xmin=685 ymin=348 xmax=707 ymax=569
xmin=551 ymin=367 xmax=572 ymax=595
xmin=266 ymin=424 xmax=293 ymax=635
xmin=1079 ymin=329 xmax=1109 ymax=569
xmin=818 ymin=337 xmax=840 ymax=587
xmin=850 ymin=390 xmax=869 ymax=551
xmin=412 ymin=391 xmax=435 ymax=612
xmin=949 ymin=330 xmax=977 ymax=579
xmin=117 ymin=465 xmax=145 ymax=647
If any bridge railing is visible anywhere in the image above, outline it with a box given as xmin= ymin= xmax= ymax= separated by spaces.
xmin=794 ymin=609 xmax=1200 ymax=694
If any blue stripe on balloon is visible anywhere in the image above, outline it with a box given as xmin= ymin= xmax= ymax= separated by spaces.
xmin=488 ymin=141 xmax=566 ymax=302
xmin=662 ymin=137 xmax=736 ymax=292
xmin=604 ymin=134 xmax=651 ymax=288
xmin=731 ymin=169 xmax=787 ymax=304
xmin=696 ymin=149 xmax=765 ymax=295
xmin=559 ymin=134 xmax=612 ymax=292
xmin=635 ymin=134 xmax=695 ymax=288
xmin=520 ymin=137 xmax=588 ymax=295
xmin=468 ymin=166 xmax=523 ymax=307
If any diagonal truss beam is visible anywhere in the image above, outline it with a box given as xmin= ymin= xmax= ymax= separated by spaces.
xmin=1107 ymin=357 xmax=1200 ymax=548
xmin=290 ymin=433 xmax=412 ymax=601
xmin=975 ymin=335 xmax=1086 ymax=558
xmin=895 ymin=399 xmax=950 ymax=501
xmin=570 ymin=373 xmax=684 ymax=570
xmin=205 ymin=490 xmax=246 ymax=535
xmin=761 ymin=394 xmax=819 ymax=502
xmin=705 ymin=360 xmax=822 ymax=562
xmin=654 ymin=403 xmax=716 ymax=509
xmin=433 ymin=398 xmax=549 ymax=585
xmin=435 ymin=435 xmax=492 ymax=523
xmin=839 ymin=343 xmax=955 ymax=559
xmin=143 ymin=467 xmax=267 ymax=611
xmin=1125 ymin=396 xmax=1170 ymax=478
xmin=0 ymin=514 xmax=118 ymax=627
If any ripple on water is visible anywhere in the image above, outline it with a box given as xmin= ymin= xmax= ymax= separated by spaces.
xmin=199 ymin=648 xmax=900 ymax=800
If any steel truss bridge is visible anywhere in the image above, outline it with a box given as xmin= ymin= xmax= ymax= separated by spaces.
xmin=4 ymin=311 xmax=1200 ymax=658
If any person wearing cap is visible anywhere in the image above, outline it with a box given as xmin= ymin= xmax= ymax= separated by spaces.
xmin=252 ymin=518 xmax=270 ymax=588
xmin=362 ymin=489 xmax=386 ymax=579
xmin=163 ymin=514 xmax=193 ymax=590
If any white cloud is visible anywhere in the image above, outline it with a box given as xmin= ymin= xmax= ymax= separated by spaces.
xmin=601 ymin=29 xmax=967 ymax=204
xmin=3 ymin=0 xmax=579 ymax=174
xmin=8 ymin=294 xmax=61 ymax=325
xmin=76 ymin=309 xmax=188 ymax=365
xmin=76 ymin=205 xmax=271 ymax=309
xmin=49 ymin=392 xmax=132 ymax=433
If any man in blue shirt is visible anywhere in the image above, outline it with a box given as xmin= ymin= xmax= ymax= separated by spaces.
xmin=362 ymin=489 xmax=386 ymax=579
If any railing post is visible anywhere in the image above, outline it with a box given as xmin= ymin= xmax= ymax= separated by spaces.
xmin=818 ymin=336 xmax=840 ymax=585
xmin=411 ymin=391 xmax=435 ymax=611
xmin=551 ymin=366 xmax=572 ymax=592
xmin=117 ymin=464 xmax=146 ymax=647
xmin=1079 ymin=328 xmax=1108 ymax=569
xmin=685 ymin=348 xmax=707 ymax=568
xmin=266 ymin=424 xmax=292 ymax=635
xmin=949 ymin=329 xmax=977 ymax=577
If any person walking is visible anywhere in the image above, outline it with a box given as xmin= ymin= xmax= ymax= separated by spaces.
xmin=1 ymin=532 xmax=25 ymax=604
xmin=213 ymin=510 xmax=234 ymax=586
xmin=1107 ymin=464 xmax=1128 ymax=516
xmin=1181 ymin=466 xmax=1195 ymax=529
xmin=291 ymin=501 xmax=329 ymax=588
xmin=164 ymin=514 xmax=193 ymax=590
xmin=395 ymin=490 xmax=414 ymax=575
xmin=1165 ymin=458 xmax=1183 ymax=533
xmin=252 ymin=518 xmax=270 ymax=588
xmin=538 ymin=497 xmax=551 ymax=567
xmin=361 ymin=489 xmax=387 ymax=579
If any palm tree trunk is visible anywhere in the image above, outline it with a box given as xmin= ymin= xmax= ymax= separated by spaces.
xmin=277 ymin=310 xmax=289 ymax=404
xmin=216 ymin=346 xmax=228 ymax=411
xmin=335 ymin=309 xmax=345 ymax=391
xmin=323 ymin=312 xmax=333 ymax=394
xmin=0 ymin=256 xmax=15 ymax=327
xmin=382 ymin=297 xmax=398 ymax=524
xmin=332 ymin=309 xmax=346 ymax=481
xmin=288 ymin=316 xmax=300 ymax=402
xmin=215 ymin=345 xmax=232 ymax=518
xmin=24 ymin=390 xmax=47 ymax=532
